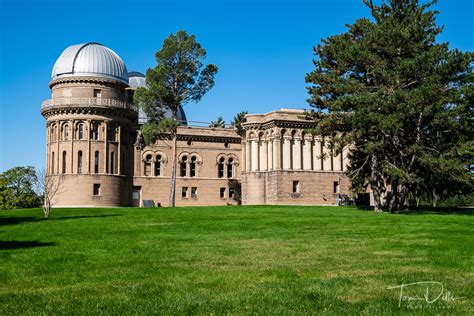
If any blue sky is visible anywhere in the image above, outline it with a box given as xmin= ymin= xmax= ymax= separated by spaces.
xmin=0 ymin=0 xmax=472 ymax=172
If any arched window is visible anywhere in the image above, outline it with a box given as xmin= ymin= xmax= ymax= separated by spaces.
xmin=94 ymin=151 xmax=100 ymax=174
xmin=227 ymin=157 xmax=233 ymax=178
xmin=144 ymin=154 xmax=152 ymax=176
xmin=180 ymin=156 xmax=188 ymax=177
xmin=110 ymin=152 xmax=115 ymax=174
xmin=218 ymin=157 xmax=225 ymax=178
xmin=78 ymin=124 xmax=84 ymax=140
xmin=63 ymin=124 xmax=70 ymax=140
xmin=62 ymin=151 xmax=67 ymax=174
xmin=91 ymin=123 xmax=99 ymax=140
xmin=77 ymin=150 xmax=83 ymax=174
xmin=154 ymin=155 xmax=162 ymax=176
xmin=51 ymin=152 xmax=55 ymax=174
xmin=190 ymin=156 xmax=197 ymax=177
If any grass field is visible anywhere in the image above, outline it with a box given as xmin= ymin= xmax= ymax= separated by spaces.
xmin=0 ymin=206 xmax=472 ymax=315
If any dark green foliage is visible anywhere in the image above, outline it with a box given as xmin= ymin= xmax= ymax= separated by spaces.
xmin=231 ymin=111 xmax=248 ymax=130
xmin=305 ymin=0 xmax=473 ymax=212
xmin=133 ymin=30 xmax=218 ymax=207
xmin=139 ymin=118 xmax=179 ymax=145
xmin=209 ymin=116 xmax=226 ymax=128
xmin=0 ymin=166 xmax=40 ymax=210
xmin=0 ymin=206 xmax=472 ymax=314
xmin=134 ymin=29 xmax=218 ymax=130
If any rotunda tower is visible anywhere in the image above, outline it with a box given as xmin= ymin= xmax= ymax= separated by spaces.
xmin=41 ymin=42 xmax=137 ymax=207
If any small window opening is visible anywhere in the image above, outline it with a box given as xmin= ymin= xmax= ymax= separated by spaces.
xmin=93 ymin=183 xmax=101 ymax=196
xmin=293 ymin=181 xmax=300 ymax=193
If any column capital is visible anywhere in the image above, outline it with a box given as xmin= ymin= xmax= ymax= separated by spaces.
xmin=304 ymin=134 xmax=314 ymax=141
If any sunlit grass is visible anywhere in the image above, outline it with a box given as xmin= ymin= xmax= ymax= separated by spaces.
xmin=0 ymin=206 xmax=472 ymax=314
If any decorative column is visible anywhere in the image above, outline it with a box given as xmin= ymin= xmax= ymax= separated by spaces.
xmin=334 ymin=149 xmax=342 ymax=171
xmin=241 ymin=140 xmax=246 ymax=172
xmin=282 ymin=134 xmax=292 ymax=170
xmin=342 ymin=146 xmax=350 ymax=171
xmin=313 ymin=137 xmax=322 ymax=170
xmin=261 ymin=140 xmax=268 ymax=171
xmin=103 ymin=121 xmax=108 ymax=174
xmin=70 ymin=119 xmax=74 ymax=173
xmin=87 ymin=120 xmax=91 ymax=174
xmin=56 ymin=120 xmax=60 ymax=174
xmin=268 ymin=137 xmax=273 ymax=170
xmin=273 ymin=131 xmax=281 ymax=170
xmin=45 ymin=123 xmax=49 ymax=175
xmin=251 ymin=135 xmax=259 ymax=171
xmin=292 ymin=134 xmax=302 ymax=170
xmin=322 ymin=138 xmax=331 ymax=170
xmin=117 ymin=126 xmax=122 ymax=175
xmin=303 ymin=134 xmax=312 ymax=170
xmin=245 ymin=138 xmax=251 ymax=172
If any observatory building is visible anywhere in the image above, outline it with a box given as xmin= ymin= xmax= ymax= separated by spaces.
xmin=41 ymin=42 xmax=351 ymax=207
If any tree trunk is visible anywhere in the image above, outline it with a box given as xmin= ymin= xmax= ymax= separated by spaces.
xmin=168 ymin=108 xmax=179 ymax=207
xmin=370 ymin=155 xmax=383 ymax=212
xmin=432 ymin=188 xmax=438 ymax=208
xmin=169 ymin=132 xmax=177 ymax=207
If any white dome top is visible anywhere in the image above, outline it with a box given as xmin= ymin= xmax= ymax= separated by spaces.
xmin=128 ymin=71 xmax=147 ymax=89
xmin=51 ymin=42 xmax=128 ymax=84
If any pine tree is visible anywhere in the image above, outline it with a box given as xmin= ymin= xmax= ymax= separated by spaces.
xmin=209 ymin=116 xmax=226 ymax=128
xmin=134 ymin=30 xmax=218 ymax=207
xmin=231 ymin=111 xmax=248 ymax=130
xmin=305 ymin=0 xmax=473 ymax=212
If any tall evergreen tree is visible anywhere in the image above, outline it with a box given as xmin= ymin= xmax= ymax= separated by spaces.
xmin=209 ymin=116 xmax=226 ymax=128
xmin=231 ymin=111 xmax=248 ymax=130
xmin=305 ymin=0 xmax=473 ymax=212
xmin=134 ymin=30 xmax=218 ymax=207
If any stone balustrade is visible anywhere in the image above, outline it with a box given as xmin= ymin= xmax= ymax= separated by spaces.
xmin=41 ymin=97 xmax=135 ymax=110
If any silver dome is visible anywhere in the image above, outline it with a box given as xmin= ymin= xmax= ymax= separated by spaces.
xmin=129 ymin=71 xmax=188 ymax=126
xmin=128 ymin=71 xmax=147 ymax=89
xmin=51 ymin=42 xmax=128 ymax=84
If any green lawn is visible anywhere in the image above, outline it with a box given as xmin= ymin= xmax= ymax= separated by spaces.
xmin=0 ymin=206 xmax=472 ymax=315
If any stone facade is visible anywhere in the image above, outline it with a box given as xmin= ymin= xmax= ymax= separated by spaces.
xmin=41 ymin=42 xmax=352 ymax=208
xmin=241 ymin=109 xmax=351 ymax=205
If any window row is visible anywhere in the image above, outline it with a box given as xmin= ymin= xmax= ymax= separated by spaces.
xmin=181 ymin=186 xmax=237 ymax=199
xmin=290 ymin=180 xmax=339 ymax=194
xmin=49 ymin=123 xmax=119 ymax=142
xmin=143 ymin=154 xmax=238 ymax=178
xmin=49 ymin=150 xmax=123 ymax=175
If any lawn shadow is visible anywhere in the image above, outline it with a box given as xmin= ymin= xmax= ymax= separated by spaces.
xmin=0 ymin=217 xmax=41 ymax=226
xmin=397 ymin=207 xmax=473 ymax=215
xmin=51 ymin=214 xmax=121 ymax=221
xmin=0 ymin=214 xmax=121 ymax=226
xmin=0 ymin=240 xmax=55 ymax=250
xmin=351 ymin=205 xmax=472 ymax=215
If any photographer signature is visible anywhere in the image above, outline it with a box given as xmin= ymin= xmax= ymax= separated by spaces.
xmin=387 ymin=281 xmax=465 ymax=307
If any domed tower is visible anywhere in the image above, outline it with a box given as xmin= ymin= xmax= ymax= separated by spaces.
xmin=41 ymin=42 xmax=137 ymax=207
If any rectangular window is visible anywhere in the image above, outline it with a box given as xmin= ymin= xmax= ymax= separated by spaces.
xmin=180 ymin=162 xmax=187 ymax=177
xmin=93 ymin=183 xmax=101 ymax=196
xmin=93 ymin=89 xmax=102 ymax=98
xmin=293 ymin=181 xmax=300 ymax=193
xmin=333 ymin=181 xmax=340 ymax=194
xmin=191 ymin=187 xmax=198 ymax=198
xmin=94 ymin=151 xmax=100 ymax=174
xmin=182 ymin=187 xmax=188 ymax=198
xmin=220 ymin=187 xmax=226 ymax=198
xmin=190 ymin=163 xmax=196 ymax=177
xmin=77 ymin=151 xmax=83 ymax=174
xmin=229 ymin=187 xmax=235 ymax=199
xmin=110 ymin=152 xmax=115 ymax=175
xmin=218 ymin=164 xmax=224 ymax=178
